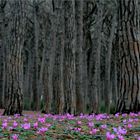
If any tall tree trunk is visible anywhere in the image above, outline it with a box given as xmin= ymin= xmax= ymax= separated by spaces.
xmin=116 ymin=0 xmax=140 ymax=113
xmin=43 ymin=4 xmax=57 ymax=113
xmin=75 ymin=0 xmax=84 ymax=114
xmin=104 ymin=14 xmax=116 ymax=113
xmin=32 ymin=0 xmax=39 ymax=111
xmin=83 ymin=0 xmax=95 ymax=113
xmin=89 ymin=7 xmax=102 ymax=113
xmin=38 ymin=45 xmax=45 ymax=105
xmin=3 ymin=0 xmax=25 ymax=115
xmin=52 ymin=0 xmax=65 ymax=114
xmin=64 ymin=0 xmax=76 ymax=114
xmin=0 ymin=0 xmax=6 ymax=108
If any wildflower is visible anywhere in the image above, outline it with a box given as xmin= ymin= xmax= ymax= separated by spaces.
xmin=128 ymin=119 xmax=133 ymax=123
xmin=127 ymin=124 xmax=132 ymax=128
xmin=13 ymin=121 xmax=18 ymax=128
xmin=23 ymin=118 xmax=28 ymax=122
xmin=123 ymin=119 xmax=127 ymax=124
xmin=118 ymin=135 xmax=125 ymax=140
xmin=11 ymin=134 xmax=19 ymax=140
xmin=14 ymin=114 xmax=20 ymax=118
xmin=77 ymin=121 xmax=82 ymax=125
xmin=113 ymin=127 xmax=117 ymax=133
xmin=101 ymin=124 xmax=107 ymax=129
xmin=113 ymin=127 xmax=127 ymax=135
xmin=2 ymin=122 xmax=7 ymax=129
xmin=38 ymin=117 xmax=45 ymax=123
xmin=8 ymin=126 xmax=13 ymax=131
xmin=88 ymin=122 xmax=94 ymax=127
xmin=96 ymin=115 xmax=102 ymax=120
xmin=118 ymin=127 xmax=127 ymax=135
xmin=115 ymin=113 xmax=119 ymax=118
xmin=33 ymin=122 xmax=38 ymax=129
xmin=122 ymin=114 xmax=127 ymax=117
xmin=134 ymin=118 xmax=138 ymax=122
xmin=130 ymin=112 xmax=137 ymax=117
xmin=21 ymin=123 xmax=30 ymax=130
xmin=106 ymin=132 xmax=115 ymax=140
xmin=89 ymin=128 xmax=99 ymax=135
xmin=37 ymin=127 xmax=48 ymax=134
xmin=45 ymin=123 xmax=51 ymax=127
xmin=74 ymin=127 xmax=81 ymax=132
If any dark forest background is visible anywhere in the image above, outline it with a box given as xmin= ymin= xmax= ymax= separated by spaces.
xmin=0 ymin=0 xmax=140 ymax=115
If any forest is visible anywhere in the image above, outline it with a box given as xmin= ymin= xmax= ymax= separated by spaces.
xmin=0 ymin=0 xmax=140 ymax=139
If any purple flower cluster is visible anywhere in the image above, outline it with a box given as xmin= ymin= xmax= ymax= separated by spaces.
xmin=0 ymin=112 xmax=139 ymax=140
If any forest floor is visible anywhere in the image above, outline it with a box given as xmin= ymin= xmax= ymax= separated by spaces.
xmin=0 ymin=110 xmax=140 ymax=140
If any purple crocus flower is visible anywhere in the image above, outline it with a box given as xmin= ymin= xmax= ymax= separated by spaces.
xmin=21 ymin=123 xmax=30 ymax=130
xmin=88 ymin=122 xmax=94 ymax=127
xmin=33 ymin=122 xmax=38 ymax=129
xmin=89 ymin=128 xmax=99 ymax=135
xmin=2 ymin=122 xmax=8 ymax=129
xmin=118 ymin=127 xmax=127 ymax=135
xmin=11 ymin=134 xmax=19 ymax=140
xmin=118 ymin=135 xmax=125 ymax=140
xmin=38 ymin=117 xmax=45 ymax=123
xmin=37 ymin=127 xmax=48 ymax=134
xmin=106 ymin=132 xmax=115 ymax=140
xmin=13 ymin=121 xmax=18 ymax=128
xmin=101 ymin=124 xmax=107 ymax=129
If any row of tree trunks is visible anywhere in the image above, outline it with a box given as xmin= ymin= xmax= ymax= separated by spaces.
xmin=1 ymin=0 xmax=140 ymax=115
xmin=42 ymin=0 xmax=87 ymax=114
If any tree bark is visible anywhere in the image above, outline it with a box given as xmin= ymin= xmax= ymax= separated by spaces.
xmin=52 ymin=0 xmax=65 ymax=114
xmin=3 ymin=0 xmax=25 ymax=115
xmin=89 ymin=7 xmax=102 ymax=113
xmin=64 ymin=0 xmax=76 ymax=114
xmin=42 ymin=3 xmax=57 ymax=113
xmin=32 ymin=0 xmax=39 ymax=111
xmin=116 ymin=0 xmax=140 ymax=113
xmin=0 ymin=0 xmax=6 ymax=108
xmin=75 ymin=0 xmax=84 ymax=114
xmin=104 ymin=14 xmax=116 ymax=113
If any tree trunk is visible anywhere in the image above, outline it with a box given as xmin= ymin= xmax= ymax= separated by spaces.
xmin=116 ymin=0 xmax=140 ymax=113
xmin=52 ymin=0 xmax=65 ymax=114
xmin=89 ymin=7 xmax=102 ymax=113
xmin=104 ymin=14 xmax=116 ymax=113
xmin=75 ymin=0 xmax=84 ymax=114
xmin=32 ymin=0 xmax=39 ymax=111
xmin=0 ymin=0 xmax=6 ymax=108
xmin=3 ymin=0 xmax=25 ymax=115
xmin=43 ymin=4 xmax=57 ymax=113
xmin=64 ymin=0 xmax=76 ymax=114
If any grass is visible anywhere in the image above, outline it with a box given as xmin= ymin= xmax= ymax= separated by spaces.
xmin=0 ymin=109 xmax=140 ymax=140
